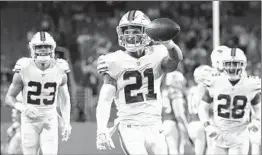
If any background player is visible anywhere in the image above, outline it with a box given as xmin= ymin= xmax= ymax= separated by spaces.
xmin=198 ymin=48 xmax=261 ymax=155
xmin=5 ymin=31 xmax=72 ymax=155
xmin=96 ymin=10 xmax=183 ymax=154
xmin=187 ymin=71 xmax=208 ymax=155
xmin=161 ymin=71 xmax=188 ymax=155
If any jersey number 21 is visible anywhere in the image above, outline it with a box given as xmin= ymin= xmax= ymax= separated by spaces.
xmin=124 ymin=68 xmax=157 ymax=104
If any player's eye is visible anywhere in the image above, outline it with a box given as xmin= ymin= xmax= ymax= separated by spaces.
xmin=35 ymin=45 xmax=51 ymax=50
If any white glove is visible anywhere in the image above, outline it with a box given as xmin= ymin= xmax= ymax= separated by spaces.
xmin=15 ymin=103 xmax=40 ymax=119
xmin=96 ymin=129 xmax=115 ymax=151
xmin=205 ymin=125 xmax=219 ymax=138
xmin=61 ymin=124 xmax=72 ymax=141
xmin=97 ymin=55 xmax=109 ymax=74
xmin=248 ymin=119 xmax=260 ymax=132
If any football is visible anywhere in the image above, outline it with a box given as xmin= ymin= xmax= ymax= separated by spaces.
xmin=145 ymin=18 xmax=180 ymax=41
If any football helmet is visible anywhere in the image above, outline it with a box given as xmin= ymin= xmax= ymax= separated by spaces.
xmin=210 ymin=45 xmax=230 ymax=72
xmin=221 ymin=48 xmax=247 ymax=81
xmin=165 ymin=71 xmax=186 ymax=90
xmin=193 ymin=65 xmax=213 ymax=84
xmin=29 ymin=31 xmax=56 ymax=64
xmin=117 ymin=10 xmax=151 ymax=52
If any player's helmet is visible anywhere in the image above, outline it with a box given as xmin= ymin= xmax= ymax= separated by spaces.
xmin=29 ymin=31 xmax=56 ymax=64
xmin=165 ymin=71 xmax=186 ymax=90
xmin=193 ymin=65 xmax=213 ymax=84
xmin=210 ymin=45 xmax=230 ymax=72
xmin=221 ymin=48 xmax=247 ymax=81
xmin=117 ymin=10 xmax=151 ymax=52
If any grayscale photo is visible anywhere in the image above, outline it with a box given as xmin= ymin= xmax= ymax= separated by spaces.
xmin=0 ymin=1 xmax=261 ymax=155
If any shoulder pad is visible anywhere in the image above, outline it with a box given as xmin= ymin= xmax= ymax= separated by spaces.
xmin=56 ymin=59 xmax=70 ymax=73
xmin=248 ymin=76 xmax=261 ymax=93
xmin=97 ymin=51 xmax=121 ymax=75
xmin=12 ymin=57 xmax=31 ymax=73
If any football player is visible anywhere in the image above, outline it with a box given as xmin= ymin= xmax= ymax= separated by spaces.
xmin=5 ymin=31 xmax=72 ymax=155
xmin=192 ymin=45 xmax=230 ymax=154
xmin=187 ymin=68 xmax=208 ymax=155
xmin=162 ymin=71 xmax=187 ymax=155
xmin=198 ymin=48 xmax=261 ymax=155
xmin=96 ymin=10 xmax=183 ymax=154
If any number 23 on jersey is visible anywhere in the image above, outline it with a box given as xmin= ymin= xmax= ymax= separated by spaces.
xmin=27 ymin=81 xmax=57 ymax=105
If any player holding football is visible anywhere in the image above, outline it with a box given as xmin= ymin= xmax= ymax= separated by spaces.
xmin=5 ymin=32 xmax=72 ymax=155
xmin=96 ymin=10 xmax=183 ymax=154
xmin=162 ymin=71 xmax=188 ymax=155
xmin=198 ymin=48 xmax=261 ymax=155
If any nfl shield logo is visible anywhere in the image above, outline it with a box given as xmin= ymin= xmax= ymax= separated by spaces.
xmin=137 ymin=61 xmax=140 ymax=66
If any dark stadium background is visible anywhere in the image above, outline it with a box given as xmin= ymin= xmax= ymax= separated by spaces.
xmin=1 ymin=1 xmax=261 ymax=154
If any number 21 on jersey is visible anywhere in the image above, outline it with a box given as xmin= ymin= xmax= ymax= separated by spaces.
xmin=123 ymin=68 xmax=157 ymax=104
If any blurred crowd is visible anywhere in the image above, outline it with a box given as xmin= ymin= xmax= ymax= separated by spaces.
xmin=1 ymin=1 xmax=261 ymax=122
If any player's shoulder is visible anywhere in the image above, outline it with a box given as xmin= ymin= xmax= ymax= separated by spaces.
xmin=245 ymin=75 xmax=261 ymax=91
xmin=102 ymin=50 xmax=123 ymax=61
xmin=12 ymin=57 xmax=32 ymax=73
xmin=149 ymin=44 xmax=168 ymax=56
xmin=55 ymin=58 xmax=70 ymax=73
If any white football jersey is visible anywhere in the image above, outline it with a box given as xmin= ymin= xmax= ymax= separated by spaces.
xmin=206 ymin=74 xmax=260 ymax=131
xmin=187 ymin=86 xmax=198 ymax=115
xmin=13 ymin=57 xmax=70 ymax=118
xmin=103 ymin=45 xmax=169 ymax=124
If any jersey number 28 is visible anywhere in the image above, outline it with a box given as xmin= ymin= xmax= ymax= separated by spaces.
xmin=27 ymin=81 xmax=57 ymax=105
xmin=124 ymin=68 xmax=157 ymax=104
xmin=217 ymin=94 xmax=247 ymax=119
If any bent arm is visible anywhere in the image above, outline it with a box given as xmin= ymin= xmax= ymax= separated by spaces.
xmin=96 ymin=73 xmax=117 ymax=134
xmin=192 ymin=83 xmax=207 ymax=112
xmin=161 ymin=40 xmax=183 ymax=73
xmin=5 ymin=73 xmax=24 ymax=111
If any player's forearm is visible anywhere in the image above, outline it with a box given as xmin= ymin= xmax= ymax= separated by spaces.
xmin=5 ymin=95 xmax=18 ymax=109
xmin=161 ymin=40 xmax=183 ymax=72
xmin=61 ymin=100 xmax=71 ymax=125
xmin=172 ymin=99 xmax=188 ymax=126
xmin=198 ymin=102 xmax=211 ymax=125
xmin=192 ymin=84 xmax=206 ymax=110
xmin=59 ymin=85 xmax=71 ymax=125
xmin=163 ymin=40 xmax=183 ymax=61
xmin=96 ymin=84 xmax=116 ymax=134
xmin=5 ymin=93 xmax=25 ymax=113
